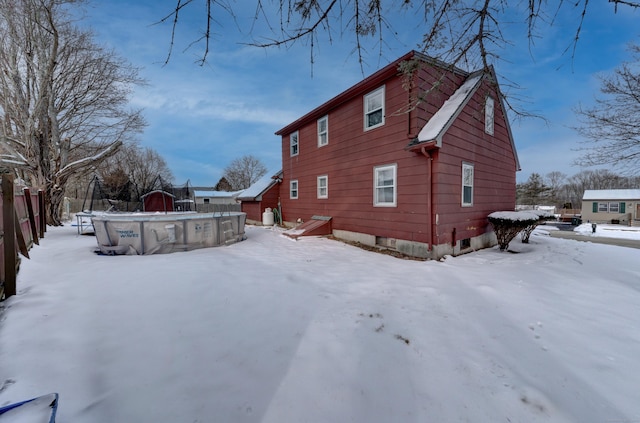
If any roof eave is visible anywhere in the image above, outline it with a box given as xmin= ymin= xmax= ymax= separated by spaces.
xmin=275 ymin=51 xmax=471 ymax=136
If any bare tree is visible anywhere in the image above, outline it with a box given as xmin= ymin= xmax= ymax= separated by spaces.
xmin=99 ymin=143 xmax=174 ymax=201
xmin=574 ymin=43 xmax=640 ymax=175
xmin=162 ymin=1 xmax=639 ymax=73
xmin=0 ymin=0 xmax=145 ymax=225
xmin=223 ymin=154 xmax=267 ymax=191
xmin=545 ymin=171 xmax=567 ymax=209
xmin=560 ymin=169 xmax=629 ymax=207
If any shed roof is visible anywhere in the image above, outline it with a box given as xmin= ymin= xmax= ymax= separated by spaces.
xmin=194 ymin=190 xmax=243 ymax=198
xmin=238 ymin=171 xmax=282 ymax=201
xmin=583 ymin=189 xmax=640 ymax=200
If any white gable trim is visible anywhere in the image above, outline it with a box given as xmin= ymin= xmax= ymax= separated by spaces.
xmin=417 ymin=73 xmax=483 ymax=147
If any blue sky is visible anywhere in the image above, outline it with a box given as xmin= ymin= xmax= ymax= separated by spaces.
xmin=81 ymin=1 xmax=639 ymax=185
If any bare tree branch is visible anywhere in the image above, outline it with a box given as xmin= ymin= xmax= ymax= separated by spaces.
xmin=574 ymin=43 xmax=640 ymax=174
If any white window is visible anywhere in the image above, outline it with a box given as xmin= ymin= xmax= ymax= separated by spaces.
xmin=317 ymin=175 xmax=328 ymax=199
xmin=485 ymin=96 xmax=494 ymax=135
xmin=609 ymin=202 xmax=620 ymax=213
xmin=598 ymin=202 xmax=609 ymax=212
xmin=364 ymin=86 xmax=385 ymax=130
xmin=290 ymin=131 xmax=299 ymax=156
xmin=462 ymin=163 xmax=474 ymax=206
xmin=374 ymin=164 xmax=396 ymax=207
xmin=317 ymin=116 xmax=328 ymax=147
xmin=290 ymin=180 xmax=298 ymax=199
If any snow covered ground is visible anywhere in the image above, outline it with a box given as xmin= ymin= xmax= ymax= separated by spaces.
xmin=1 ymin=222 xmax=639 ymax=422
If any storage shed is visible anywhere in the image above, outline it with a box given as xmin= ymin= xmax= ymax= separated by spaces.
xmin=238 ymin=171 xmax=282 ymax=224
xmin=141 ymin=190 xmax=175 ymax=213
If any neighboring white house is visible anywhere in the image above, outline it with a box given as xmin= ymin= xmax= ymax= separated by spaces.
xmin=581 ymin=189 xmax=640 ymax=226
xmin=193 ymin=189 xmax=243 ymax=206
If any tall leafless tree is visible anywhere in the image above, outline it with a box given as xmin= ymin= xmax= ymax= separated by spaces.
xmin=574 ymin=43 xmax=640 ymax=175
xmin=163 ymin=1 xmax=639 ymax=70
xmin=223 ymin=154 xmax=267 ymax=190
xmin=97 ymin=143 xmax=174 ymax=201
xmin=0 ymin=0 xmax=145 ymax=225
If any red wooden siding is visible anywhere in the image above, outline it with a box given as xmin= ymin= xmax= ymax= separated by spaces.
xmin=430 ymin=79 xmax=517 ymax=246
xmin=143 ymin=192 xmax=175 ymax=212
xmin=242 ymin=202 xmax=262 ymax=222
xmin=276 ymin=51 xmax=518 ymax=255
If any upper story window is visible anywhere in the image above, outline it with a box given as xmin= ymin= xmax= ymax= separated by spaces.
xmin=317 ymin=116 xmax=328 ymax=147
xmin=290 ymin=180 xmax=298 ymax=199
xmin=485 ymin=96 xmax=494 ymax=135
xmin=462 ymin=162 xmax=474 ymax=206
xmin=317 ymin=175 xmax=328 ymax=199
xmin=290 ymin=131 xmax=299 ymax=156
xmin=364 ymin=86 xmax=385 ymax=130
xmin=374 ymin=164 xmax=396 ymax=207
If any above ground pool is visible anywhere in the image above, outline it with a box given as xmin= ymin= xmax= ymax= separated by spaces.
xmin=91 ymin=212 xmax=246 ymax=255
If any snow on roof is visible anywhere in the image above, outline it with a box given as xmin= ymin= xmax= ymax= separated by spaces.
xmin=582 ymin=189 xmax=640 ymax=200
xmin=194 ymin=190 xmax=244 ymax=198
xmin=488 ymin=211 xmax=539 ymax=221
xmin=417 ymin=73 xmax=483 ymax=144
xmin=238 ymin=171 xmax=282 ymax=200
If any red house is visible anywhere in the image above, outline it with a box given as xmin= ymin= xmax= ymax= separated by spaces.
xmin=274 ymin=51 xmax=520 ymax=259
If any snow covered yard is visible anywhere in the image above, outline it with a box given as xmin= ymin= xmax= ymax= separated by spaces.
xmin=1 ymin=223 xmax=639 ymax=422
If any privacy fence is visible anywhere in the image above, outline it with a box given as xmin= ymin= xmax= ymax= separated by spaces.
xmin=0 ymin=174 xmax=46 ymax=300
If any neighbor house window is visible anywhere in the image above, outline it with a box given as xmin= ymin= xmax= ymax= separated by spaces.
xmin=317 ymin=116 xmax=328 ymax=147
xmin=485 ymin=96 xmax=494 ymax=135
xmin=203 ymin=198 xmax=210 ymax=204
xmin=462 ymin=163 xmax=474 ymax=206
xmin=374 ymin=164 xmax=396 ymax=206
xmin=290 ymin=131 xmax=299 ymax=156
xmin=290 ymin=180 xmax=298 ymax=199
xmin=364 ymin=86 xmax=385 ymax=130
xmin=317 ymin=175 xmax=328 ymax=199
xmin=595 ymin=202 xmax=625 ymax=213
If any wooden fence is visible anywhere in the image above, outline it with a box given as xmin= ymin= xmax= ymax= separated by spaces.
xmin=0 ymin=174 xmax=45 ymax=300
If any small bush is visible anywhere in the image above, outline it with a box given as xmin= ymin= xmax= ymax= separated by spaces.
xmin=488 ymin=211 xmax=539 ymax=251
xmin=520 ymin=210 xmax=554 ymax=243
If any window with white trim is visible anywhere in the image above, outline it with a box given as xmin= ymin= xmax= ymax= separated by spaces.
xmin=364 ymin=86 xmax=385 ymax=130
xmin=290 ymin=180 xmax=298 ymax=199
xmin=317 ymin=175 xmax=328 ymax=199
xmin=290 ymin=131 xmax=299 ymax=156
xmin=485 ymin=96 xmax=494 ymax=135
xmin=595 ymin=202 xmax=625 ymax=213
xmin=317 ymin=116 xmax=328 ymax=147
xmin=462 ymin=163 xmax=474 ymax=206
xmin=374 ymin=164 xmax=396 ymax=206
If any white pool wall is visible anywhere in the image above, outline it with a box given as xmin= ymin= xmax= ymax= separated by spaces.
xmin=92 ymin=212 xmax=246 ymax=255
